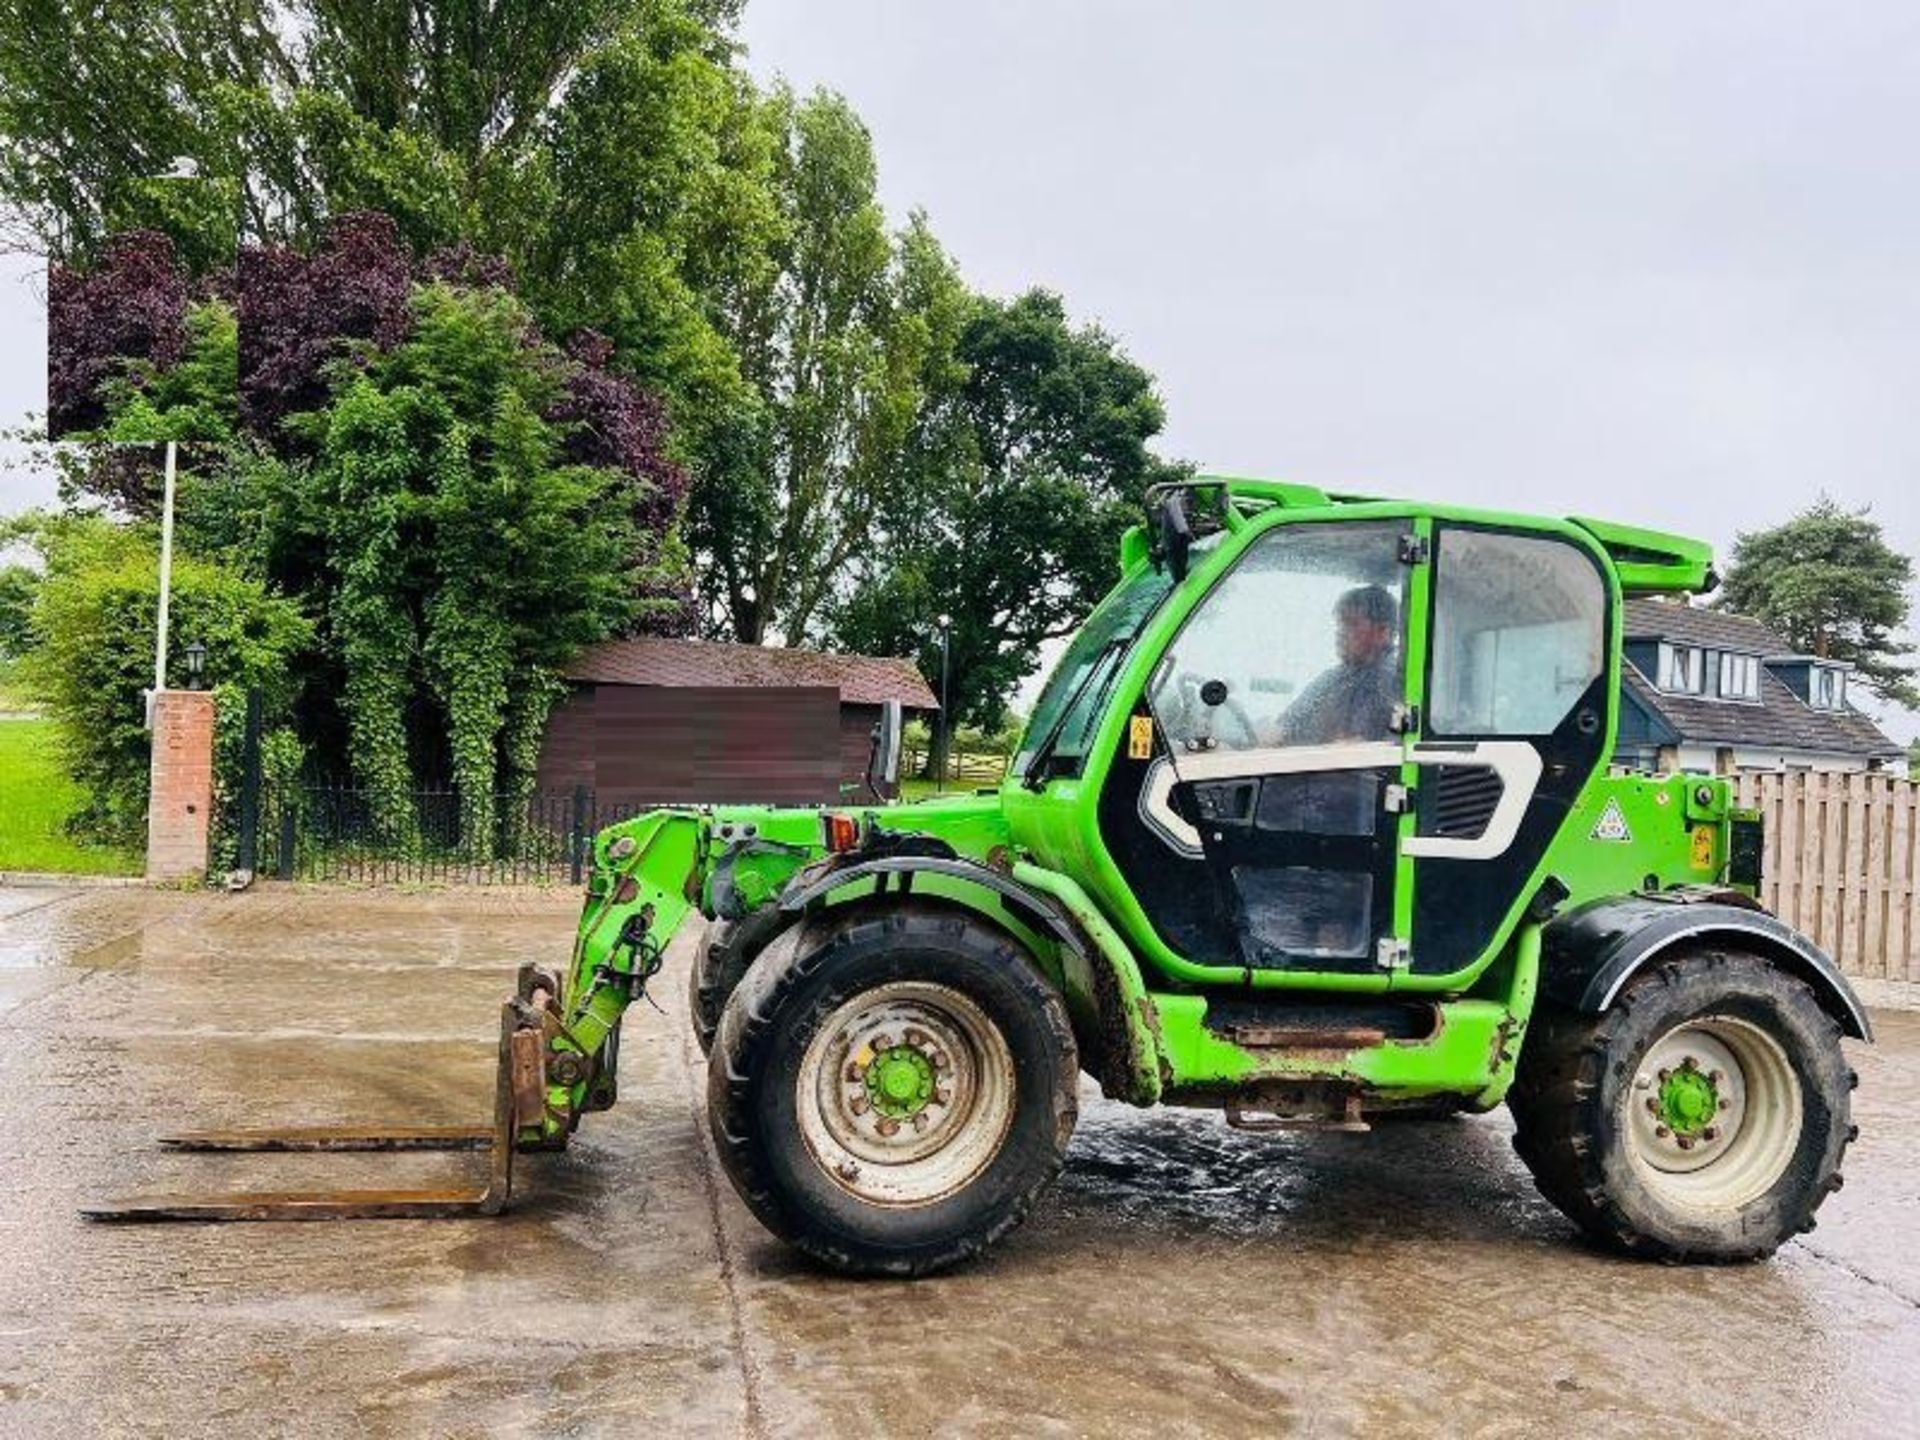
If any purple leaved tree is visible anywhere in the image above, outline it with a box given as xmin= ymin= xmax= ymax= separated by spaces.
xmin=236 ymin=211 xmax=414 ymax=436
xmin=47 ymin=230 xmax=189 ymax=440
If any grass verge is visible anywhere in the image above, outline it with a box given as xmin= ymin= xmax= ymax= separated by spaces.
xmin=0 ymin=719 xmax=143 ymax=875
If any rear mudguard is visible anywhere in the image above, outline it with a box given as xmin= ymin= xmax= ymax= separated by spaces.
xmin=1540 ymin=893 xmax=1872 ymax=1041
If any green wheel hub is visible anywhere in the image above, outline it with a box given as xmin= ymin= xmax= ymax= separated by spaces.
xmin=865 ymin=1044 xmax=937 ymax=1119
xmin=1658 ymin=1060 xmax=1720 ymax=1137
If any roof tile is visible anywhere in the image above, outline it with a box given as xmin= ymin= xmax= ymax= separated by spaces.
xmin=1623 ymin=597 xmax=1783 ymax=652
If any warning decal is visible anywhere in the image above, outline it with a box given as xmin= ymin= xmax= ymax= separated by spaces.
xmin=1591 ymin=798 xmax=1633 ymax=843
xmin=1128 ymin=714 xmax=1154 ymax=761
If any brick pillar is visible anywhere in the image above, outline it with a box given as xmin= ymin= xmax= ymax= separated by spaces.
xmin=148 ymin=690 xmax=216 ymax=882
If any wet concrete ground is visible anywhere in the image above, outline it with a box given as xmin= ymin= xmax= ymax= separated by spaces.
xmin=0 ymin=884 xmax=1915 ymax=1438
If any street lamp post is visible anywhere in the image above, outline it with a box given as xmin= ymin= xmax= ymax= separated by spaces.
xmin=144 ymin=157 xmax=198 ymax=729
xmin=937 ymin=613 xmax=952 ymax=793
xmin=153 ymin=439 xmax=178 ymax=699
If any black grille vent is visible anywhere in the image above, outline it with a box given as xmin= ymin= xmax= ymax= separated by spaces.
xmin=1423 ymin=766 xmax=1504 ymax=839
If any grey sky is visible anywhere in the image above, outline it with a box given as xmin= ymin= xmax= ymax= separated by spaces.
xmin=3 ymin=3 xmax=1916 ymax=735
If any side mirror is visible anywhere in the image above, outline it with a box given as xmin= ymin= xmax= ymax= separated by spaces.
xmin=868 ymin=699 xmax=903 ymax=800
xmin=1155 ymin=491 xmax=1193 ymax=581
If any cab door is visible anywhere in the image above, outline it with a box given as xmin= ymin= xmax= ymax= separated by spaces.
xmin=1138 ymin=519 xmax=1420 ymax=974
xmin=1402 ymin=524 xmax=1613 ymax=976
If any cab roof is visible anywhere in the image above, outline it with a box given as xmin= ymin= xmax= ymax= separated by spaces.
xmin=1183 ymin=475 xmax=1716 ymax=597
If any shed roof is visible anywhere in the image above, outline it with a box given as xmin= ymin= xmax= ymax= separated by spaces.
xmin=566 ymin=638 xmax=938 ymax=710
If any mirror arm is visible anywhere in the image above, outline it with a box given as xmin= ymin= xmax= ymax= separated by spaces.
xmin=866 ymin=698 xmax=903 ymax=803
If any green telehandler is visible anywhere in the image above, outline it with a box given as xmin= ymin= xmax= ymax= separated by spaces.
xmin=91 ymin=478 xmax=1868 ymax=1276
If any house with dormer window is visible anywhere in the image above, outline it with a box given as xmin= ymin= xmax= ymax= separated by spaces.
xmin=1615 ymin=598 xmax=1904 ymax=773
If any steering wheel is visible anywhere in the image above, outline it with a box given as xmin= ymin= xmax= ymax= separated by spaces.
xmin=1162 ymin=673 xmax=1261 ymax=750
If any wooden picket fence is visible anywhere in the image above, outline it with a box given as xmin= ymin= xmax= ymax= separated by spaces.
xmin=902 ymin=747 xmax=1011 ymax=787
xmin=1732 ymin=770 xmax=1920 ymax=983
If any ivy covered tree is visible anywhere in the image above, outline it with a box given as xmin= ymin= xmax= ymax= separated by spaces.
xmin=1716 ymin=497 xmax=1918 ymax=708
xmin=288 ymin=283 xmax=652 ymax=843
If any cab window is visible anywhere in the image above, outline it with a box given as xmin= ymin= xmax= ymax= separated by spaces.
xmin=1149 ymin=521 xmax=1409 ymax=753
xmin=1427 ymin=529 xmax=1606 ymax=737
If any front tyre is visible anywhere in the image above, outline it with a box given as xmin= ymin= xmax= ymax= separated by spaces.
xmin=709 ymin=906 xmax=1078 ymax=1276
xmin=1510 ymin=949 xmax=1855 ymax=1261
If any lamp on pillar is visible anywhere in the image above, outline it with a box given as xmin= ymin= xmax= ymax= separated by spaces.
xmin=936 ymin=613 xmax=952 ymax=794
xmin=183 ymin=640 xmax=206 ymax=691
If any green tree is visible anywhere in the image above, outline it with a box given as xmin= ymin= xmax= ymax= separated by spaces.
xmin=685 ymin=90 xmax=933 ymax=644
xmin=1716 ymin=497 xmax=1918 ymax=708
xmin=13 ymin=513 xmax=313 ymax=846
xmin=0 ymin=564 xmax=39 ymax=658
xmin=0 ymin=0 xmax=256 ymax=268
xmin=834 ymin=288 xmax=1177 ymax=770
xmin=0 ymin=0 xmax=680 ymax=264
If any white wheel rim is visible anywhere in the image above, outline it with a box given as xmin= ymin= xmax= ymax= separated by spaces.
xmin=1622 ymin=1016 xmax=1802 ymax=1210
xmin=796 ymin=981 xmax=1018 ymax=1208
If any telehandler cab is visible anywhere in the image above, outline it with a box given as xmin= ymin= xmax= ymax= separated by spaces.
xmin=92 ymin=478 xmax=1868 ymax=1277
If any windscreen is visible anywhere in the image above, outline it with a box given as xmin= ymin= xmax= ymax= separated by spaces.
xmin=1013 ymin=566 xmax=1175 ymax=780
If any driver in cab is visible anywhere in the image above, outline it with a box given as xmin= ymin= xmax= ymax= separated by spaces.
xmin=1274 ymin=584 xmax=1400 ymax=745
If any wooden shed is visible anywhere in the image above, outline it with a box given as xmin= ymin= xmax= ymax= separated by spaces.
xmin=536 ymin=638 xmax=938 ymax=809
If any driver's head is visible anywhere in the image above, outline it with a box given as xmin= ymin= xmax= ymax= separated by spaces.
xmin=1334 ymin=585 xmax=1397 ymax=666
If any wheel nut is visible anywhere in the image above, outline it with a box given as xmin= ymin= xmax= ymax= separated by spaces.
xmin=1677 ymin=1135 xmax=1696 ymax=1150
xmin=1657 ymin=1068 xmax=1671 ymax=1083
xmin=850 ymin=1095 xmax=868 ymax=1116
xmin=877 ymin=1117 xmax=900 ymax=1137
xmin=1702 ymin=1127 xmax=1719 ymax=1141
xmin=1654 ymin=1124 xmax=1671 ymax=1138
xmin=911 ymin=1113 xmax=929 ymax=1133
xmin=845 ymin=1062 xmax=863 ymax=1082
xmin=1645 ymin=1098 xmax=1660 ymax=1115
xmin=932 ymin=1051 xmax=951 ymax=1072
xmin=837 ymin=1160 xmax=859 ymax=1180
xmin=1709 ymin=1070 xmax=1724 ymax=1084
xmin=904 ymin=1028 xmax=928 ymax=1047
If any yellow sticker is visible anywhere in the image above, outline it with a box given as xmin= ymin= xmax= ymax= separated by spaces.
xmin=1690 ymin=824 xmax=1715 ymax=870
xmin=1128 ymin=714 xmax=1154 ymax=760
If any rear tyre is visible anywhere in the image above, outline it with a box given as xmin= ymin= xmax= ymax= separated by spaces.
xmin=709 ymin=905 xmax=1078 ymax=1276
xmin=1510 ymin=948 xmax=1854 ymax=1261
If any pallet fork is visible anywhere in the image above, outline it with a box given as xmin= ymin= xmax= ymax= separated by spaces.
xmin=84 ymin=970 xmax=562 ymax=1223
